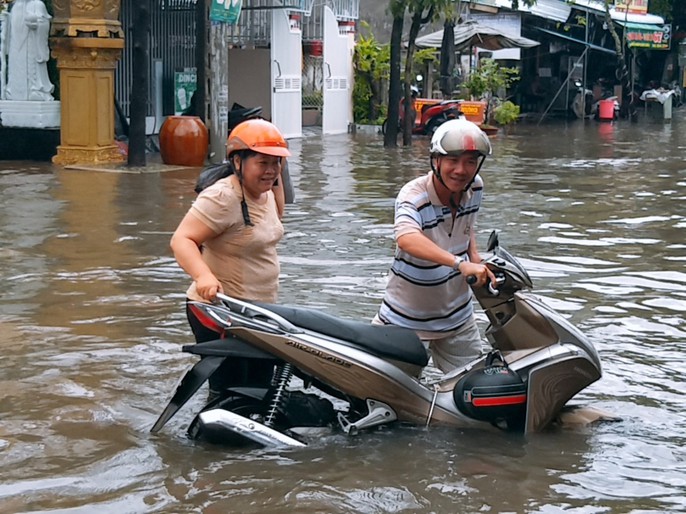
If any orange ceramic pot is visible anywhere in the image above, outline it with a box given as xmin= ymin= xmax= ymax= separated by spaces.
xmin=159 ymin=116 xmax=209 ymax=167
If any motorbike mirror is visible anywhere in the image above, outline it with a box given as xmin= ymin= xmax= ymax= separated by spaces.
xmin=486 ymin=230 xmax=499 ymax=252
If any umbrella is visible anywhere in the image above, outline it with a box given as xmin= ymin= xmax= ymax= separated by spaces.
xmin=415 ymin=19 xmax=540 ymax=51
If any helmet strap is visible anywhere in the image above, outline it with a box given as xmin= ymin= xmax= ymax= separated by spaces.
xmin=462 ymin=156 xmax=486 ymax=192
xmin=430 ymin=155 xmax=450 ymax=190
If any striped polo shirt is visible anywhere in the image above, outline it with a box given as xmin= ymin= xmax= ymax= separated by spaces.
xmin=378 ymin=171 xmax=483 ymax=338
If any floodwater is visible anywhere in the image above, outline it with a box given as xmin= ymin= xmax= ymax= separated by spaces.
xmin=1 ymin=114 xmax=685 ymax=513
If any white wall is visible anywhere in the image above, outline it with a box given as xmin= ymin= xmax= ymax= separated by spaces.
xmin=228 ymin=48 xmax=272 ymax=120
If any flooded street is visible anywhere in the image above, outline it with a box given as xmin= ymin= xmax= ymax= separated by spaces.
xmin=1 ymin=115 xmax=685 ymax=513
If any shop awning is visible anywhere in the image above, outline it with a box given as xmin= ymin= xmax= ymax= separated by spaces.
xmin=462 ymin=0 xmax=572 ymax=23
xmin=534 ymin=26 xmax=616 ymax=55
xmin=493 ymin=0 xmax=572 ymax=23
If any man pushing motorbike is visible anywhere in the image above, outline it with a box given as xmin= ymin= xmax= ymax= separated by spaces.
xmin=374 ymin=118 xmax=497 ymax=373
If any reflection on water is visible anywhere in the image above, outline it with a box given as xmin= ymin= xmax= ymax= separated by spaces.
xmin=0 ymin=116 xmax=685 ymax=513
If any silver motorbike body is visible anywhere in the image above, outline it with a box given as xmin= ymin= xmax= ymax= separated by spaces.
xmin=151 ymin=232 xmax=602 ymax=444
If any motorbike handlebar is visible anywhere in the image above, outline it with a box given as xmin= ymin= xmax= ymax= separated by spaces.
xmin=466 ymin=274 xmax=502 ymax=296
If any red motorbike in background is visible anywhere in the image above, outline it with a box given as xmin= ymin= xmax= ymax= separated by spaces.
xmin=383 ymin=87 xmax=463 ymax=136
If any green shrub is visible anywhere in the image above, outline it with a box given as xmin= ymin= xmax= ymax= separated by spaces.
xmin=493 ymin=101 xmax=520 ymax=126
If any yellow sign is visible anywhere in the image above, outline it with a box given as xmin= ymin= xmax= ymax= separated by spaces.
xmin=615 ymin=0 xmax=648 ymax=15
xmin=458 ymin=101 xmax=486 ymax=124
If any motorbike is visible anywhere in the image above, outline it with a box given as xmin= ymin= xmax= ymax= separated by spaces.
xmin=383 ymin=93 xmax=463 ymax=136
xmin=570 ymin=80 xmax=595 ymax=119
xmin=151 ymin=231 xmax=602 ymax=447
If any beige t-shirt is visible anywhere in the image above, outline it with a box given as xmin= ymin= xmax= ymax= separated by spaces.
xmin=185 ymin=175 xmax=284 ymax=303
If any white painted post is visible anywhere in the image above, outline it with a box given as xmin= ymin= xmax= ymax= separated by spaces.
xmin=209 ymin=21 xmax=229 ymax=164
xmin=1 ymin=11 xmax=8 ymax=101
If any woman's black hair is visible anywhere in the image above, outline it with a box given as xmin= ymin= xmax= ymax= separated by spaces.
xmin=231 ymin=150 xmax=262 ymax=227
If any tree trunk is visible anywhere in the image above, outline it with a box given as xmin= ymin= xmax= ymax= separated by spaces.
xmin=384 ymin=15 xmax=404 ymax=148
xmin=128 ymin=0 xmax=150 ymax=167
xmin=604 ymin=4 xmax=637 ymax=121
xmin=402 ymin=13 xmax=423 ymax=146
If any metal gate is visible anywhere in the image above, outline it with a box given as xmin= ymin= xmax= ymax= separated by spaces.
xmin=115 ymin=0 xmax=197 ymax=124
xmin=271 ymin=9 xmax=303 ymax=138
xmin=322 ymin=6 xmax=353 ymax=134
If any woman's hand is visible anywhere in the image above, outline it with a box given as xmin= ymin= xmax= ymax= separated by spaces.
xmin=195 ymin=272 xmax=223 ymax=302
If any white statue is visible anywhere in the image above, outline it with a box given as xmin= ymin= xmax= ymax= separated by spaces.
xmin=3 ymin=0 xmax=54 ymax=102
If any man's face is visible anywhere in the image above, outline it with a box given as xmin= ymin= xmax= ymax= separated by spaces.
xmin=435 ymin=152 xmax=480 ymax=192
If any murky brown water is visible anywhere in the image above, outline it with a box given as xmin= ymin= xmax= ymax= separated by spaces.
xmin=1 ymin=114 xmax=685 ymax=513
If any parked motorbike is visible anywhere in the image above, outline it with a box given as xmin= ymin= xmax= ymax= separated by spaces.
xmin=383 ymin=92 xmax=463 ymax=136
xmin=151 ymin=231 xmax=602 ymax=447
xmin=570 ymin=80 xmax=595 ymax=119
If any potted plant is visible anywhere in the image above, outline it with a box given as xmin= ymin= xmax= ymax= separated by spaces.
xmin=463 ymin=58 xmax=520 ymax=127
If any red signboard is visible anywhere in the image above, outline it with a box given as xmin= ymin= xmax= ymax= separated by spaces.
xmin=614 ymin=0 xmax=648 ymax=15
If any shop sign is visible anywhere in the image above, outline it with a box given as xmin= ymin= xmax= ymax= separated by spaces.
xmin=626 ymin=23 xmax=671 ymax=50
xmin=210 ymin=0 xmax=243 ymax=24
xmin=615 ymin=0 xmax=648 ymax=15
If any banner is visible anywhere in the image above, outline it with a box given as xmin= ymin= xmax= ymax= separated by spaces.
xmin=614 ymin=0 xmax=648 ymax=15
xmin=210 ymin=0 xmax=243 ymax=24
xmin=625 ymin=23 xmax=671 ymax=50
xmin=174 ymin=68 xmax=197 ymax=115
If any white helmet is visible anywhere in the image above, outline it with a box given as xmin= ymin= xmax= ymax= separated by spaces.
xmin=429 ymin=118 xmax=492 ymax=157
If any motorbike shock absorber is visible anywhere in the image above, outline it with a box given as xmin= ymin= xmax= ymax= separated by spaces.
xmin=264 ymin=363 xmax=293 ymax=427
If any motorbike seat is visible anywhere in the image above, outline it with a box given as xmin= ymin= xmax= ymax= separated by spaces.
xmin=255 ymin=303 xmax=429 ymax=367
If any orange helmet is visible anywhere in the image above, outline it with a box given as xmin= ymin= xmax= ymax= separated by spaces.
xmin=226 ymin=119 xmax=291 ymax=158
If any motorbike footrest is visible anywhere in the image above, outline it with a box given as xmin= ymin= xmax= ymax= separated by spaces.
xmin=337 ymin=399 xmax=397 ymax=435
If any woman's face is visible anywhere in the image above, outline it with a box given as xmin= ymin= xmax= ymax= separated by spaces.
xmin=234 ymin=153 xmax=281 ymax=199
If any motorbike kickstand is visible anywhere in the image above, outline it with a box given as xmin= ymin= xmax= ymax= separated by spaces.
xmin=337 ymin=399 xmax=397 ymax=435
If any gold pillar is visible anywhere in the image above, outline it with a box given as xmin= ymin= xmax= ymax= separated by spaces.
xmin=50 ymin=0 xmax=124 ymax=165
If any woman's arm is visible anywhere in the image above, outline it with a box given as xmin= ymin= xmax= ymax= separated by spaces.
xmin=170 ymin=213 xmax=222 ymax=301
xmin=272 ymin=170 xmax=286 ymax=219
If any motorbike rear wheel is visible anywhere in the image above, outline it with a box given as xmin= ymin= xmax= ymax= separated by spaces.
xmin=425 ymin=115 xmax=446 ymax=135
xmin=187 ymin=391 xmax=336 ymax=445
xmin=188 ymin=396 xmax=291 ymax=446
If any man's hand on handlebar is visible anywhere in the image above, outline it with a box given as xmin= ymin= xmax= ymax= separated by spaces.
xmin=459 ymin=261 xmax=497 ymax=289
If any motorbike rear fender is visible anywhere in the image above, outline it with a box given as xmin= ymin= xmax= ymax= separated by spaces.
xmin=150 ymin=355 xmax=225 ymax=433
xmin=183 ymin=337 xmax=277 ymax=360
